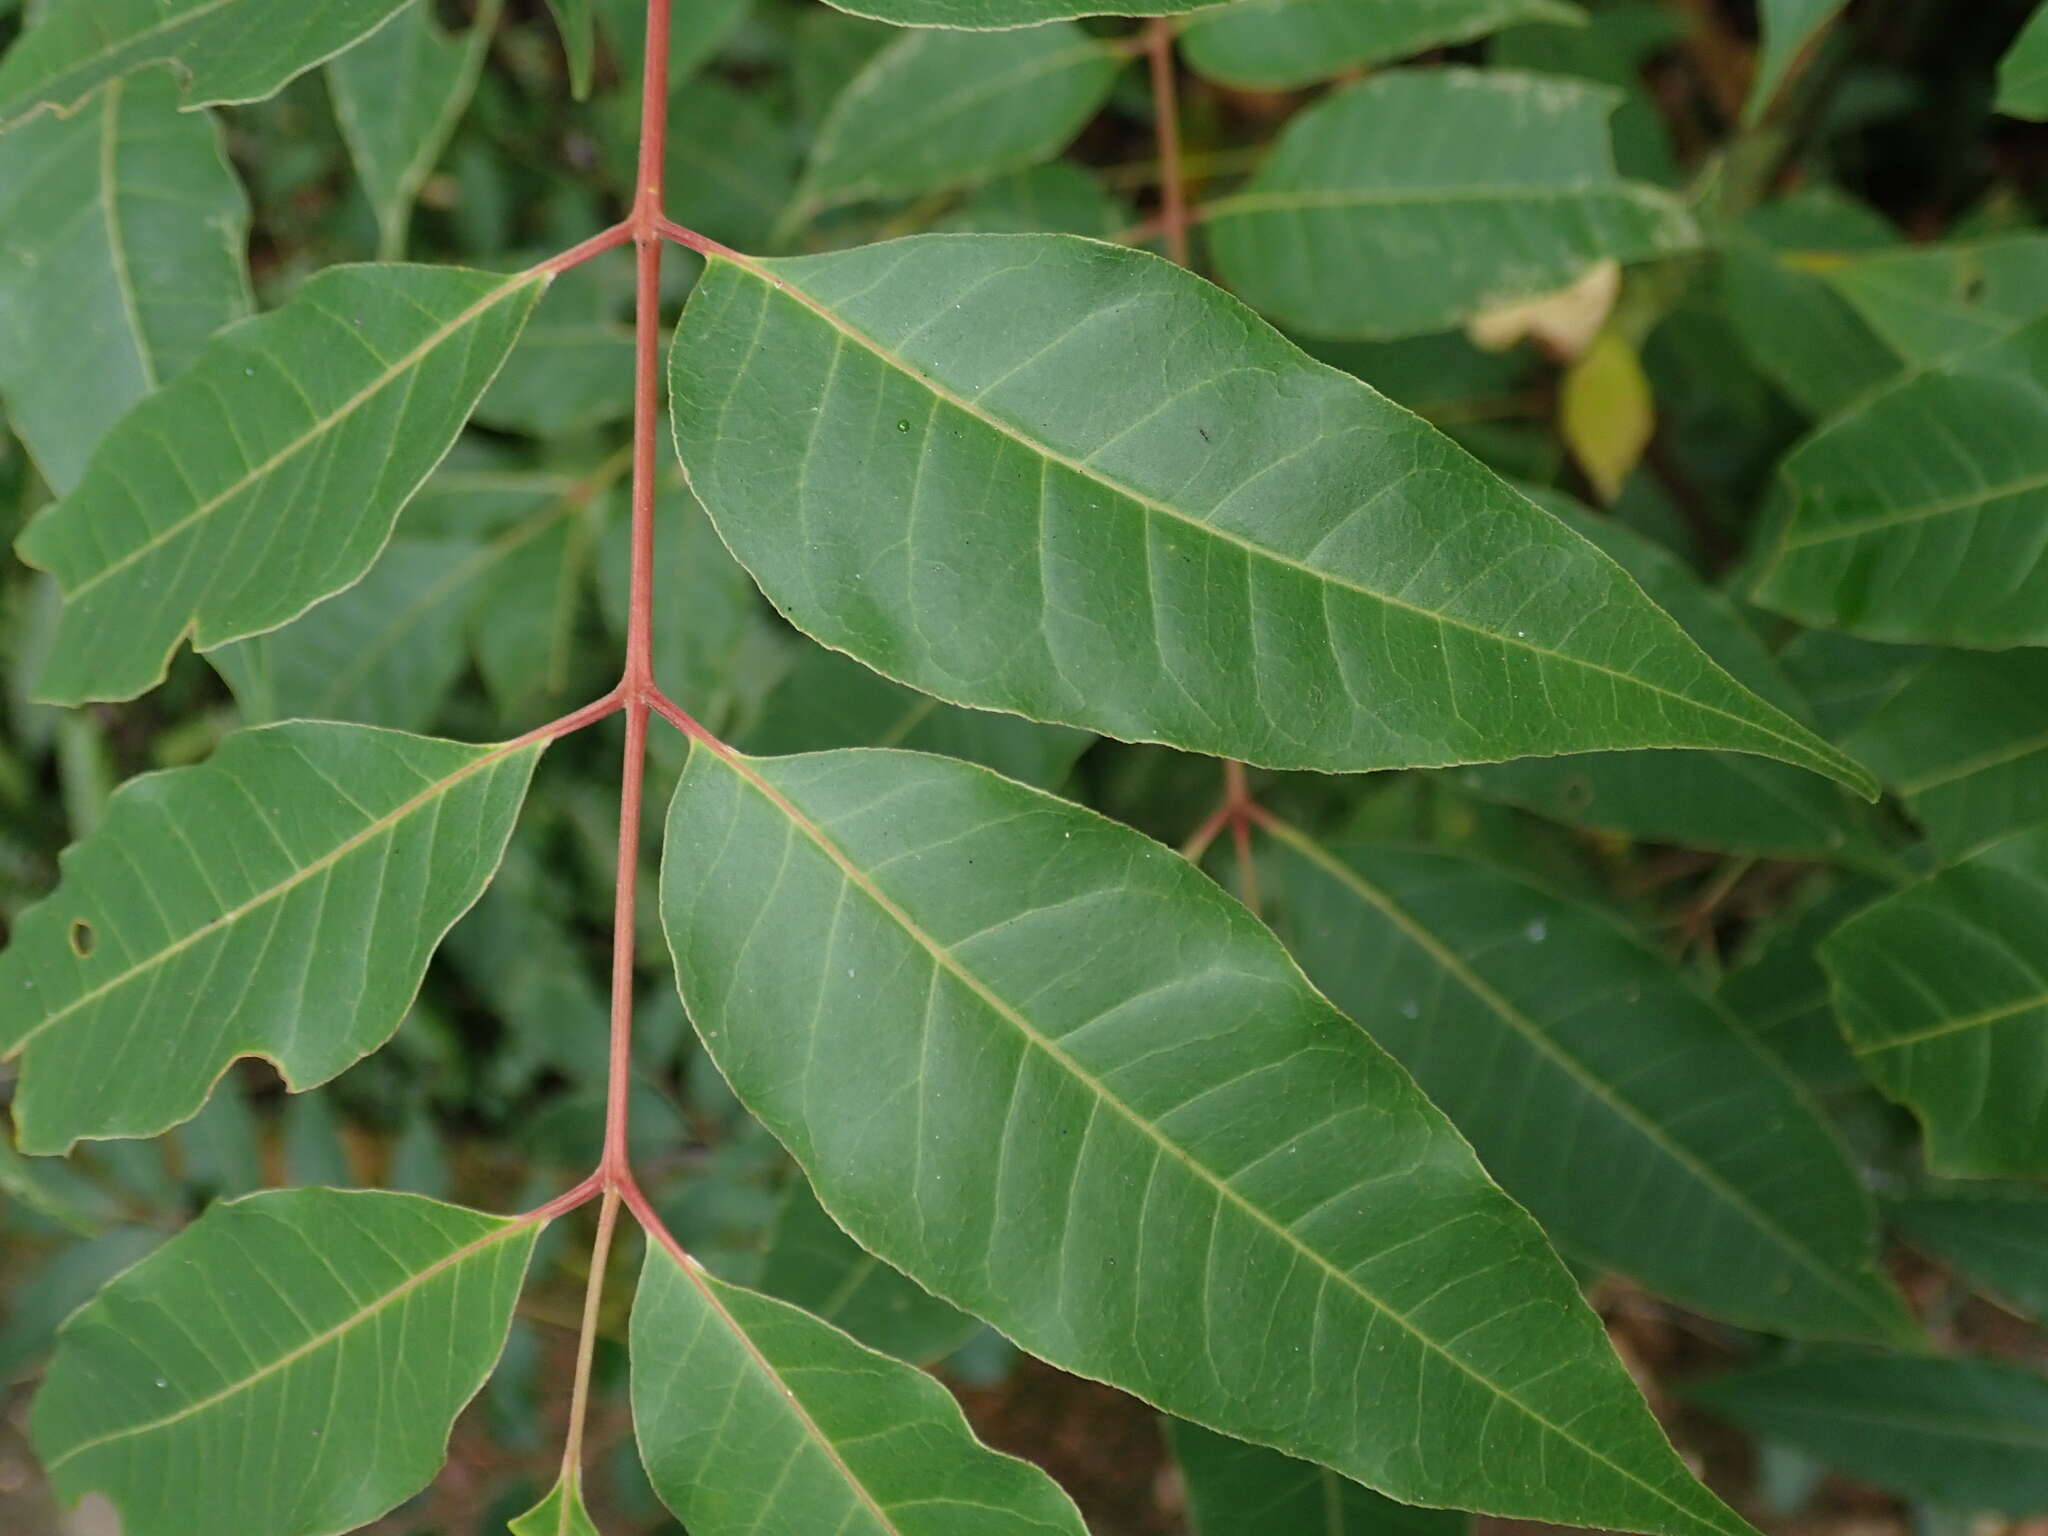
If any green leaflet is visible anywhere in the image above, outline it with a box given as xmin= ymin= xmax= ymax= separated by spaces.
xmin=746 ymin=643 xmax=1091 ymax=790
xmin=1845 ymin=648 xmax=2048 ymax=864
xmin=755 ymin=1174 xmax=980 ymax=1365
xmin=819 ymin=0 xmax=1213 ymax=26
xmin=795 ymin=22 xmax=1118 ymax=215
xmin=15 ymin=262 xmax=546 ymax=705
xmin=544 ymin=0 xmax=596 ymax=97
xmin=329 ymin=0 xmax=500 ymax=259
xmin=1181 ymin=0 xmax=1585 ymax=91
xmin=32 ymin=1189 xmax=539 ymax=1535
xmin=1459 ymin=496 xmax=1898 ymax=871
xmin=1686 ymin=1354 xmax=2048 ymax=1515
xmin=1254 ymin=826 xmax=1911 ymax=1344
xmin=1744 ymin=0 xmax=1847 ymax=122
xmin=1717 ymin=879 xmax=1886 ymax=1090
xmin=1206 ymin=70 xmax=1697 ymax=340
xmin=476 ymin=257 xmax=636 ymax=437
xmin=669 ymin=234 xmax=1870 ymax=792
xmin=0 ymin=722 xmax=541 ymax=1154
xmin=511 ymin=1472 xmax=603 ymax=1536
xmin=1823 ymin=235 xmax=2048 ymax=368
xmin=937 ymin=163 xmax=1132 ymax=239
xmin=0 ymin=69 xmax=250 ymax=495
xmin=1889 ymin=1186 xmax=2048 ymax=1324
xmin=660 ymin=745 xmax=1751 ymax=1536
xmin=1749 ymin=317 xmax=2048 ymax=649
xmin=1822 ymin=827 xmax=2048 ymax=1179
xmin=631 ymin=1243 xmax=1088 ymax=1536
xmin=1168 ymin=1420 xmax=1470 ymax=1536
xmin=1998 ymin=4 xmax=2048 ymax=119
xmin=0 ymin=0 xmax=415 ymax=129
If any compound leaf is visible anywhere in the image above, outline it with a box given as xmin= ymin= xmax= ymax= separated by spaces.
xmin=632 ymin=1242 xmax=1087 ymax=1535
xmin=660 ymin=745 xmax=1752 ymax=1536
xmin=15 ymin=262 xmax=546 ymax=705
xmin=1206 ymin=70 xmax=1696 ymax=340
xmin=1687 ymin=1354 xmax=2048 ymax=1515
xmin=797 ymin=22 xmax=1118 ymax=216
xmin=1822 ymin=827 xmax=2048 ymax=1179
xmin=1255 ymin=825 xmax=1912 ymax=1343
xmin=0 ymin=722 xmax=541 ymax=1154
xmin=32 ymin=1188 xmax=539 ymax=1536
xmin=0 ymin=68 xmax=251 ymax=494
xmin=0 ymin=0 xmax=415 ymax=130
xmin=1181 ymin=0 xmax=1583 ymax=91
xmin=670 ymin=233 xmax=1869 ymax=792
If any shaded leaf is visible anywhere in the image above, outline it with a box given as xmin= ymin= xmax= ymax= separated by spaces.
xmin=0 ymin=69 xmax=250 ymax=495
xmin=1996 ymin=4 xmax=2048 ymax=119
xmin=1717 ymin=878 xmax=1888 ymax=1090
xmin=16 ymin=262 xmax=547 ymax=704
xmin=33 ymin=1188 xmax=540 ymax=1535
xmin=755 ymin=1174 xmax=980 ymax=1365
xmin=596 ymin=0 xmax=748 ymax=86
xmin=937 ymin=162 xmax=1131 ymax=239
xmin=797 ymin=22 xmax=1118 ymax=215
xmin=545 ymin=0 xmax=595 ymax=98
xmin=1745 ymin=0 xmax=1847 ymax=123
xmin=1749 ymin=317 xmax=2048 ymax=649
xmin=0 ymin=722 xmax=541 ymax=1153
xmin=476 ymin=254 xmax=635 ymax=438
xmin=1774 ymin=628 xmax=1932 ymax=740
xmin=745 ymin=643 xmax=1090 ymax=789
xmin=632 ymin=1242 xmax=1087 ymax=1535
xmin=1687 ymin=1354 xmax=2048 ymax=1515
xmin=1822 ymin=235 xmax=2048 ymax=368
xmin=671 ymin=233 xmax=1870 ymax=790
xmin=1207 ymin=70 xmax=1696 ymax=340
xmin=329 ymin=0 xmax=499 ymax=259
xmin=1168 ymin=1419 xmax=1470 ymax=1536
xmin=1889 ymin=1185 xmax=2048 ymax=1323
xmin=0 ymin=0 xmax=415 ymax=129
xmin=660 ymin=745 xmax=1752 ymax=1535
xmin=1822 ymin=827 xmax=2048 ymax=1178
xmin=1845 ymin=647 xmax=2048 ymax=863
xmin=1256 ymin=825 xmax=1911 ymax=1343
xmin=1181 ymin=0 xmax=1583 ymax=91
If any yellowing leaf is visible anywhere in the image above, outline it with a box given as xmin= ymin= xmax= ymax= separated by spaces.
xmin=1561 ymin=330 xmax=1655 ymax=503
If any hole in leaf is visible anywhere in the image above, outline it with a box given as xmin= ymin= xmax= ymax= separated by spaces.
xmin=69 ymin=919 xmax=95 ymax=958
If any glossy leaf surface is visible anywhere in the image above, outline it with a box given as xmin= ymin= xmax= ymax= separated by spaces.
xmin=16 ymin=262 xmax=546 ymax=704
xmin=0 ymin=0 xmax=415 ymax=129
xmin=1687 ymin=1355 xmax=2048 ymax=1515
xmin=1256 ymin=826 xmax=1910 ymax=1342
xmin=1749 ymin=318 xmax=2048 ymax=648
xmin=798 ymin=22 xmax=1118 ymax=213
xmin=1180 ymin=0 xmax=1582 ymax=90
xmin=632 ymin=1244 xmax=1087 ymax=1536
xmin=0 ymin=722 xmax=540 ymax=1153
xmin=660 ymin=745 xmax=1750 ymax=1536
xmin=1169 ymin=1420 xmax=1470 ymax=1536
xmin=33 ymin=1189 xmax=539 ymax=1535
xmin=0 ymin=69 xmax=250 ymax=494
xmin=1823 ymin=829 xmax=2048 ymax=1178
xmin=671 ymin=234 xmax=1868 ymax=790
xmin=1207 ymin=71 xmax=1696 ymax=339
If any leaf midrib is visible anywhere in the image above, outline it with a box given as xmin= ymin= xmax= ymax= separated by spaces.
xmin=1260 ymin=816 xmax=1906 ymax=1340
xmin=5 ymin=733 xmax=540 ymax=1061
xmin=43 ymin=271 xmax=545 ymax=603
xmin=693 ymin=741 xmax=1735 ymax=1536
xmin=46 ymin=1212 xmax=532 ymax=1469
xmin=707 ymin=253 xmax=1849 ymax=785
xmin=0 ymin=0 xmax=239 ymax=124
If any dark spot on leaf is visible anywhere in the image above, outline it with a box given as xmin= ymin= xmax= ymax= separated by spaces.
xmin=69 ymin=919 xmax=95 ymax=958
